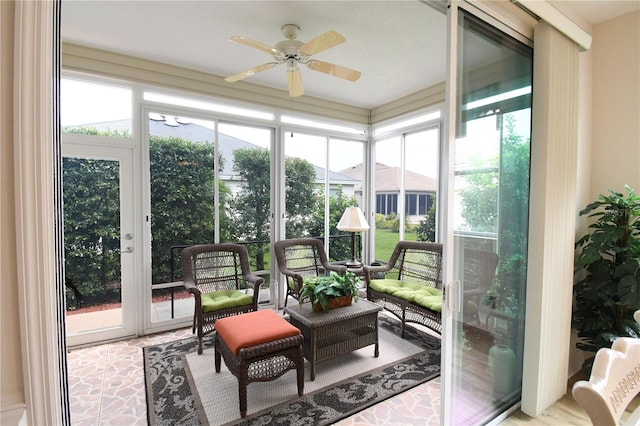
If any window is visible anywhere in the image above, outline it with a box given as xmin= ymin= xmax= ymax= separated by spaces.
xmin=62 ymin=78 xmax=132 ymax=137
xmin=373 ymin=127 xmax=440 ymax=262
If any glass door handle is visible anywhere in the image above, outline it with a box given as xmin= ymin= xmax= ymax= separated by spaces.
xmin=446 ymin=280 xmax=461 ymax=313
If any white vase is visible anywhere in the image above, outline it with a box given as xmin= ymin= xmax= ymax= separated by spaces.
xmin=488 ymin=344 xmax=516 ymax=396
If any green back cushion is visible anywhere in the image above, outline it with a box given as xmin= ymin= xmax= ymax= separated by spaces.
xmin=201 ymin=290 xmax=253 ymax=313
xmin=369 ymin=279 xmax=442 ymax=312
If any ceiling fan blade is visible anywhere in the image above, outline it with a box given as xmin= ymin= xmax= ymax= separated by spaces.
xmin=299 ymin=30 xmax=345 ymax=56
xmin=225 ymin=62 xmax=279 ymax=83
xmin=287 ymin=68 xmax=304 ymax=97
xmin=307 ymin=60 xmax=362 ymax=82
xmin=227 ymin=36 xmax=279 ymax=56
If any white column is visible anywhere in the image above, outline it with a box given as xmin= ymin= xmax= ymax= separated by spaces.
xmin=13 ymin=0 xmax=65 ymax=424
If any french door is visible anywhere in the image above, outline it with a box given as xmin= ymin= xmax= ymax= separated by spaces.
xmin=442 ymin=3 xmax=533 ymax=424
xmin=63 ymin=139 xmax=137 ymax=346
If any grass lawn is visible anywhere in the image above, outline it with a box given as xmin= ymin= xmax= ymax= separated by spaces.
xmin=248 ymin=230 xmax=418 ymax=272
xmin=374 ymin=229 xmax=417 ymax=262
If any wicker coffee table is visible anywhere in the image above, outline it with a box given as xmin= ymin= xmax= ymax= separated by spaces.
xmin=284 ymin=299 xmax=382 ymax=380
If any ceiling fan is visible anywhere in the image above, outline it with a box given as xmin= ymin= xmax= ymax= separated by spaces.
xmin=224 ymin=24 xmax=362 ymax=98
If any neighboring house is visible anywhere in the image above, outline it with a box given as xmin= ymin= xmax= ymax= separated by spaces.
xmin=71 ymin=116 xmax=360 ymax=197
xmin=340 ymin=162 xmax=437 ymax=222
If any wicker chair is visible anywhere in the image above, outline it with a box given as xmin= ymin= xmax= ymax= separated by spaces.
xmin=363 ymin=241 xmax=443 ymax=336
xmin=274 ymin=238 xmax=347 ymax=307
xmin=182 ymin=243 xmax=263 ymax=354
xmin=463 ymin=248 xmax=499 ymax=324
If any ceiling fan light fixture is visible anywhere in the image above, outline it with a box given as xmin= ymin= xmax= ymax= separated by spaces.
xmin=286 ymin=58 xmax=298 ymax=72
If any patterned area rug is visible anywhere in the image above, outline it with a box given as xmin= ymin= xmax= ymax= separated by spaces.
xmin=144 ymin=314 xmax=441 ymax=426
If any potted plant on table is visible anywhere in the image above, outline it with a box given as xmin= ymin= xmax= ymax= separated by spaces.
xmin=299 ymin=271 xmax=359 ymax=312
xmin=573 ymin=185 xmax=640 ymax=373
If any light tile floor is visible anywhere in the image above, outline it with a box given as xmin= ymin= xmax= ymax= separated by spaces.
xmin=67 ymin=327 xmax=193 ymax=425
xmin=67 ymin=319 xmax=441 ymax=425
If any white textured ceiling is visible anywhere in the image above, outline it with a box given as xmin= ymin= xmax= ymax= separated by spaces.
xmin=61 ymin=0 xmax=638 ymax=110
xmin=62 ymin=1 xmax=447 ymax=109
xmin=552 ymin=0 xmax=640 ymax=26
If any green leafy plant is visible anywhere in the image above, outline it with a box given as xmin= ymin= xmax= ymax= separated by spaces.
xmin=299 ymin=271 xmax=359 ymax=312
xmin=573 ymin=185 xmax=640 ymax=373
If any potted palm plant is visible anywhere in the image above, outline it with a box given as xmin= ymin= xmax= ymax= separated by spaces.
xmin=299 ymin=271 xmax=359 ymax=312
xmin=573 ymin=185 xmax=640 ymax=373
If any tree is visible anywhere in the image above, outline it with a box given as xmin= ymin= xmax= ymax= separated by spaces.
xmin=458 ymin=114 xmax=531 ymax=315
xmin=229 ymin=148 xmax=321 ymax=270
xmin=229 ymin=148 xmax=272 ymax=270
xmin=149 ymin=135 xmax=231 ymax=283
xmin=486 ymin=114 xmax=530 ymax=314
xmin=63 ymin=157 xmax=122 ymax=307
xmin=284 ymin=157 xmax=323 ymax=238
xmin=63 ymin=127 xmax=232 ymax=308
xmin=458 ymin=162 xmax=498 ymax=233
xmin=417 ymin=195 xmax=437 ymax=242
xmin=573 ymin=186 xmax=640 ymax=372
xmin=307 ymin=187 xmax=359 ymax=261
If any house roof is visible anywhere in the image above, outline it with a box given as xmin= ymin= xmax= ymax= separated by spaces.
xmin=339 ymin=162 xmax=437 ymax=193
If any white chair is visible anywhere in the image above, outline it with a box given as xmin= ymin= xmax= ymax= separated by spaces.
xmin=572 ymin=310 xmax=640 ymax=425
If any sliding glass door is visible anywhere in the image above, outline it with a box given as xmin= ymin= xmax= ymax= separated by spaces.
xmin=145 ymin=111 xmax=217 ymax=329
xmin=442 ymin=5 xmax=533 ymax=424
xmin=144 ymin=113 xmax=276 ymax=330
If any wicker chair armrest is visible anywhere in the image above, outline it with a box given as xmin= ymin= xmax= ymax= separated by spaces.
xmin=463 ymin=288 xmax=486 ymax=298
xmin=183 ymin=279 xmax=200 ymax=294
xmin=277 ymin=267 xmax=301 ymax=280
xmin=277 ymin=269 xmax=304 ymax=290
xmin=362 ymin=263 xmax=392 ymax=283
xmin=243 ymin=273 xmax=264 ymax=307
xmin=183 ymin=280 xmax=202 ymax=308
xmin=324 ymin=263 xmax=348 ymax=274
xmin=243 ymin=273 xmax=264 ymax=287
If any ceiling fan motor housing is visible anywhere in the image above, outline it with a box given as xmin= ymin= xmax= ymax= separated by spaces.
xmin=274 ymin=39 xmax=305 ymax=62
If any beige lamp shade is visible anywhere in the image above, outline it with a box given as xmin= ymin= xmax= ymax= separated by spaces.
xmin=337 ymin=206 xmax=369 ymax=232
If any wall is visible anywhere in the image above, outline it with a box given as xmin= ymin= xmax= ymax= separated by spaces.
xmin=0 ymin=1 xmax=26 ymax=424
xmin=569 ymin=12 xmax=594 ymax=380
xmin=590 ymin=10 xmax=640 ymax=198
xmin=569 ymin=10 xmax=640 ymax=376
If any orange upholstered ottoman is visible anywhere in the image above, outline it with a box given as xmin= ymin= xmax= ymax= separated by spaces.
xmin=214 ymin=309 xmax=304 ymax=417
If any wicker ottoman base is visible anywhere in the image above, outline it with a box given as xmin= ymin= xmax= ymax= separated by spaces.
xmin=215 ymin=316 xmax=304 ymax=417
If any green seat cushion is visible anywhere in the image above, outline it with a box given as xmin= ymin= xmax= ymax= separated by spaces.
xmin=412 ymin=294 xmax=442 ymax=312
xmin=414 ymin=285 xmax=441 ymax=296
xmin=201 ymin=290 xmax=253 ymax=313
xmin=370 ymin=279 xmax=442 ymax=312
xmin=369 ymin=279 xmax=404 ymax=293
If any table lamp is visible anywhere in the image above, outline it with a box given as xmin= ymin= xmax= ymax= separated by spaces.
xmin=336 ymin=206 xmax=369 ymax=267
